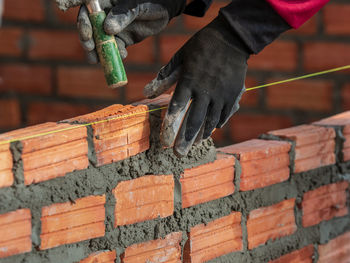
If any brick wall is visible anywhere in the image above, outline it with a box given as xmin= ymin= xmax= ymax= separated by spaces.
xmin=1 ymin=0 xmax=350 ymax=146
xmin=0 ymin=94 xmax=349 ymax=262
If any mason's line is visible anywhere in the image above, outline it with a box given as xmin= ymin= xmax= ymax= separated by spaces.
xmin=0 ymin=65 xmax=349 ymax=145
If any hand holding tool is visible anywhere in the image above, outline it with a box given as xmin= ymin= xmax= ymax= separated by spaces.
xmin=85 ymin=0 xmax=127 ymax=88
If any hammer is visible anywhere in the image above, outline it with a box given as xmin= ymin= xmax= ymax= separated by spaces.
xmin=57 ymin=0 xmax=128 ymax=89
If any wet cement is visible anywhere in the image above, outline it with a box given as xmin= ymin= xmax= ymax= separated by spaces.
xmin=0 ymin=111 xmax=349 ymax=262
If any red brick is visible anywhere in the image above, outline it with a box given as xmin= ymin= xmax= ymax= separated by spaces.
xmin=219 ymin=139 xmax=291 ymax=191
xmin=0 ymin=99 xmax=21 ymax=129
xmin=302 ymin=181 xmax=349 ymax=227
xmin=28 ymin=30 xmax=85 ymax=61
xmin=0 ymin=142 xmax=13 ymax=188
xmin=229 ymin=113 xmax=292 ymax=142
xmin=183 ymin=1 xmax=229 ymax=30
xmin=57 ymin=67 xmax=119 ymax=99
xmin=27 ymin=101 xmax=92 ymax=125
xmin=122 ymin=232 xmax=182 ymax=263
xmin=211 ymin=127 xmax=225 ymax=144
xmin=287 ymin=15 xmax=317 ymax=35
xmin=67 ymin=104 xmax=150 ymax=166
xmin=0 ymin=209 xmax=32 ymax=258
xmin=80 ymin=251 xmax=116 ymax=263
xmin=3 ymin=0 xmax=45 ymax=22
xmin=269 ymin=245 xmax=314 ymax=263
xmin=248 ymin=41 xmax=297 ymax=72
xmin=303 ymin=42 xmax=350 ymax=72
xmin=184 ymin=212 xmax=242 ymax=263
xmin=268 ymin=125 xmax=336 ymax=173
xmin=247 ymin=199 xmax=296 ymax=249
xmin=324 ymin=4 xmax=350 ymax=35
xmin=241 ymin=77 xmax=259 ymax=107
xmin=0 ymin=122 xmax=89 ymax=184
xmin=0 ymin=27 xmax=23 ymax=56
xmin=266 ymin=79 xmax=333 ymax=112
xmin=341 ymin=84 xmax=350 ymax=110
xmin=180 ymin=153 xmax=235 ymax=208
xmin=125 ymin=73 xmax=156 ymax=102
xmin=0 ymin=64 xmax=52 ymax=95
xmin=54 ymin=5 xmax=79 ymax=25
xmin=318 ymin=231 xmax=350 ymax=263
xmin=313 ymin=111 xmax=350 ymax=133
xmin=125 ymin=37 xmax=156 ymax=64
xmin=160 ymin=35 xmax=191 ymax=63
xmin=113 ymin=175 xmax=174 ymax=226
xmin=40 ymin=195 xmax=106 ymax=250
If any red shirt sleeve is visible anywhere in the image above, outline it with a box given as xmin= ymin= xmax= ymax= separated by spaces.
xmin=265 ymin=0 xmax=330 ymax=28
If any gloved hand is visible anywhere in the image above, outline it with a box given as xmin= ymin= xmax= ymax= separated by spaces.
xmin=77 ymin=0 xmax=186 ymax=63
xmin=144 ymin=16 xmax=250 ymax=157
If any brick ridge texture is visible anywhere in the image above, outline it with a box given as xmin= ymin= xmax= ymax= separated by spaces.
xmin=0 ymin=102 xmax=349 ymax=262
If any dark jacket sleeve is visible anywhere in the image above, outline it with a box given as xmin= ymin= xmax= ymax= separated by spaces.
xmin=219 ymin=0 xmax=291 ymax=54
xmin=184 ymin=0 xmax=214 ymax=17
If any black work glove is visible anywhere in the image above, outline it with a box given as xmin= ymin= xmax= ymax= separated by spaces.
xmin=77 ymin=0 xmax=186 ymax=63
xmin=144 ymin=16 xmax=250 ymax=157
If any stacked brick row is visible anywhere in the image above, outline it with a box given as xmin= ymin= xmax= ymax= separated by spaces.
xmin=0 ymin=102 xmax=349 ymax=262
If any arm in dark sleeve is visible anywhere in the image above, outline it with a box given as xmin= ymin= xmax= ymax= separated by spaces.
xmin=184 ymin=0 xmax=214 ymax=17
xmin=219 ymin=0 xmax=329 ymax=54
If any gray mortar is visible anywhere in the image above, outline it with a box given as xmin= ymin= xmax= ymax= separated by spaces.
xmin=10 ymin=141 xmax=24 ymax=185
xmin=2 ymin=112 xmax=350 ymax=262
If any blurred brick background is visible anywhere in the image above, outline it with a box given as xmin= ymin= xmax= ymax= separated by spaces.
xmin=0 ymin=0 xmax=349 ymax=146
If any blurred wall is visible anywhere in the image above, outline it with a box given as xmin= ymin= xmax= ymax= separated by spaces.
xmin=0 ymin=0 xmax=349 ymax=146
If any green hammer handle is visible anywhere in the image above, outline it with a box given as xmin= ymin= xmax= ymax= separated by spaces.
xmin=87 ymin=3 xmax=127 ymax=88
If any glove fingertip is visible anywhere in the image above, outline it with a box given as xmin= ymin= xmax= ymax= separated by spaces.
xmin=104 ymin=13 xmax=123 ymax=35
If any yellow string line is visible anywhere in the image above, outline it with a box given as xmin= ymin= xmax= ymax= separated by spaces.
xmin=245 ymin=65 xmax=350 ymax=91
xmin=0 ymin=65 xmax=349 ymax=146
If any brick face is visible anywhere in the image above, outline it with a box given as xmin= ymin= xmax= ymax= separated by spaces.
xmin=318 ymin=231 xmax=350 ymax=263
xmin=248 ymin=41 xmax=298 ymax=71
xmin=0 ymin=64 xmax=52 ymax=95
xmin=28 ymin=30 xmax=85 ymax=61
xmin=68 ymin=104 xmax=150 ymax=166
xmin=122 ymin=232 xmax=182 ymax=263
xmin=27 ymin=101 xmax=91 ymax=125
xmin=184 ymin=212 xmax=242 ymax=263
xmin=269 ymin=245 xmax=314 ymax=263
xmin=302 ymin=181 xmax=349 ymax=227
xmin=0 ymin=99 xmax=21 ymax=129
xmin=0 ymin=28 xmax=23 ymax=57
xmin=113 ymin=175 xmax=174 ymax=226
xmin=0 ymin=142 xmax=13 ymax=188
xmin=0 ymin=209 xmax=32 ymax=258
xmin=0 ymin=122 xmax=89 ymax=184
xmin=266 ymin=79 xmax=333 ymax=112
xmin=3 ymin=0 xmax=45 ymax=22
xmin=40 ymin=195 xmax=106 ymax=250
xmin=313 ymin=111 xmax=350 ymax=162
xmin=125 ymin=73 xmax=156 ymax=102
xmin=324 ymin=4 xmax=350 ymax=35
xmin=247 ymin=199 xmax=297 ymax=249
xmin=229 ymin=113 xmax=293 ymax=142
xmin=159 ymin=35 xmax=191 ymax=63
xmin=180 ymin=153 xmax=235 ymax=208
xmin=269 ymin=125 xmax=336 ymax=173
xmin=80 ymin=251 xmax=116 ymax=263
xmin=219 ymin=139 xmax=291 ymax=191
xmin=303 ymin=42 xmax=350 ymax=72
xmin=57 ymin=67 xmax=119 ymax=100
